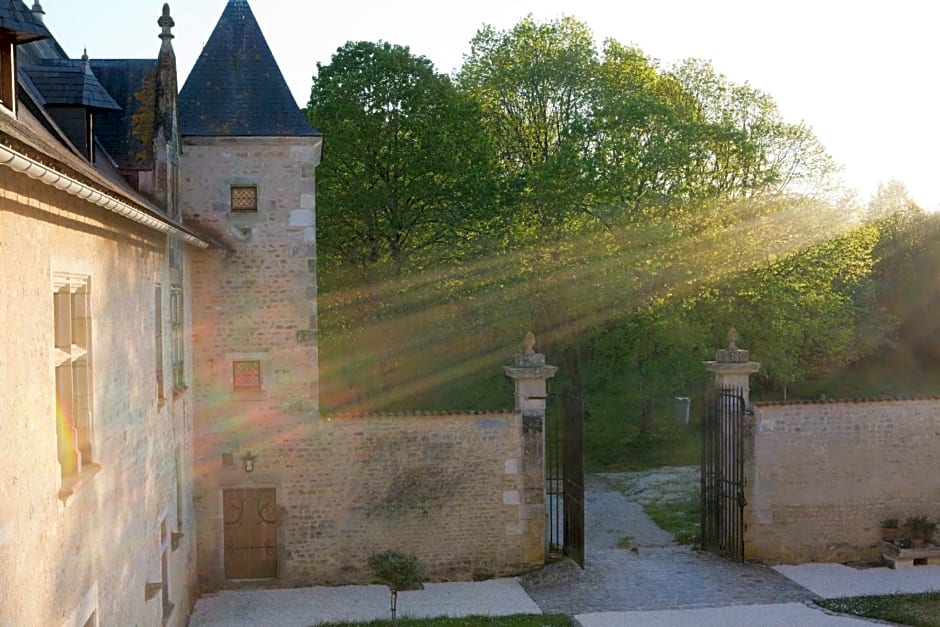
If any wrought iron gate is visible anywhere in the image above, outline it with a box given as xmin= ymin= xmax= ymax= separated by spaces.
xmin=546 ymin=389 xmax=585 ymax=568
xmin=700 ymin=388 xmax=746 ymax=561
xmin=563 ymin=391 xmax=585 ymax=567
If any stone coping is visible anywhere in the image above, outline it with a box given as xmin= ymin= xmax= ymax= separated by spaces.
xmin=754 ymin=395 xmax=940 ymax=407
xmin=324 ymin=409 xmax=515 ymax=420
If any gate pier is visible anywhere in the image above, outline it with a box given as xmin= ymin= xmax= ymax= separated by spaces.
xmin=701 ymin=328 xmax=761 ymax=562
xmin=505 ymin=332 xmax=558 ymax=566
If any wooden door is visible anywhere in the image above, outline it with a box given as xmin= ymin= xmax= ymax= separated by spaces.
xmin=223 ymin=488 xmax=278 ymax=579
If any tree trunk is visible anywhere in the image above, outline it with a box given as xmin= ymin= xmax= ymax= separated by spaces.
xmin=640 ymin=398 xmax=654 ymax=435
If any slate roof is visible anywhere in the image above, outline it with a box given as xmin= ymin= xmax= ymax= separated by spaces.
xmin=0 ymin=0 xmax=45 ymax=43
xmin=179 ymin=0 xmax=320 ymax=137
xmin=90 ymin=59 xmax=157 ymax=169
xmin=22 ymin=59 xmax=122 ymax=110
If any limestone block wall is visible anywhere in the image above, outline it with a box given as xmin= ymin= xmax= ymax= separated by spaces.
xmin=0 ymin=173 xmax=198 ymax=626
xmin=180 ymin=137 xmax=321 ymax=418
xmin=746 ymin=398 xmax=940 ymax=564
xmin=195 ymin=411 xmax=544 ymax=587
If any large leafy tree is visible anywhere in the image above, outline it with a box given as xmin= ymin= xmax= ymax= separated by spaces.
xmin=592 ymin=41 xmax=702 ymax=218
xmin=670 ymin=60 xmax=837 ymax=201
xmin=306 ymin=41 xmax=497 ymax=274
xmin=458 ymin=16 xmax=598 ymax=233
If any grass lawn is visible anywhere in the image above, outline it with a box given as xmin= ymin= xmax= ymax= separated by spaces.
xmin=318 ymin=615 xmax=574 ymax=627
xmin=642 ymin=491 xmax=700 ymax=545
xmin=817 ymin=593 xmax=940 ymax=626
xmin=557 ymin=390 xmax=701 ymax=473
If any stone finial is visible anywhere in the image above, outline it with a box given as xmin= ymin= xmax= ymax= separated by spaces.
xmin=31 ymin=1 xmax=44 ymax=22
xmin=524 ymin=332 xmax=536 ymax=356
xmin=81 ymin=48 xmax=90 ymax=74
xmin=159 ymin=3 xmax=175 ymax=40
xmin=715 ymin=327 xmax=750 ymax=364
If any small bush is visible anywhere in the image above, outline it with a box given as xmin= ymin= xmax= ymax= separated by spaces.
xmin=368 ymin=550 xmax=427 ymax=592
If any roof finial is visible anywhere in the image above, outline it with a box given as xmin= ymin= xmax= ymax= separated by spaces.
xmin=31 ymin=1 xmax=44 ymax=23
xmin=81 ymin=48 xmax=90 ymax=74
xmin=159 ymin=4 xmax=175 ymax=41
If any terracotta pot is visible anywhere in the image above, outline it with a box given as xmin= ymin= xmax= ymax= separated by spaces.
xmin=882 ymin=527 xmax=898 ymax=542
xmin=912 ymin=538 xmax=925 ymax=548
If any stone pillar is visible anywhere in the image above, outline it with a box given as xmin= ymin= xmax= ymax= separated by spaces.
xmin=704 ymin=327 xmax=761 ymax=406
xmin=504 ymin=332 xmax=557 ymax=564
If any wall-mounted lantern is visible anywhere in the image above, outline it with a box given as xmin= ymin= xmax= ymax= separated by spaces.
xmin=241 ymin=451 xmax=257 ymax=473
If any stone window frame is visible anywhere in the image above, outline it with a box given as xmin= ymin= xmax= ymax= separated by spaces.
xmin=53 ymin=272 xmax=100 ymax=501
xmin=159 ymin=516 xmax=174 ymax=622
xmin=226 ymin=352 xmax=269 ymax=397
xmin=232 ymin=360 xmax=263 ymax=391
xmin=155 ymin=284 xmax=165 ymax=403
xmin=230 ymin=184 xmax=258 ymax=213
xmin=169 ymin=284 xmax=185 ymax=393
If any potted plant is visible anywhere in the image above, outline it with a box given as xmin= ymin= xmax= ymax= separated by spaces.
xmin=902 ymin=515 xmax=937 ymax=548
xmin=881 ymin=518 xmax=899 ymax=543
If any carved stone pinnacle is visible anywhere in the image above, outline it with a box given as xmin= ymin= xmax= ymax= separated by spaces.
xmin=524 ymin=332 xmax=536 ymax=356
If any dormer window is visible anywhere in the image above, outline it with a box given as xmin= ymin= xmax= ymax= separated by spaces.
xmin=21 ymin=53 xmax=121 ymax=162
xmin=231 ymin=185 xmax=258 ymax=213
xmin=0 ymin=35 xmax=14 ymax=114
xmin=0 ymin=3 xmax=49 ymax=116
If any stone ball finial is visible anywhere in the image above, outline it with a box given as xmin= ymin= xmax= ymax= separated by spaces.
xmin=524 ymin=332 xmax=536 ymax=356
xmin=159 ymin=3 xmax=175 ymax=39
xmin=728 ymin=326 xmax=739 ymax=350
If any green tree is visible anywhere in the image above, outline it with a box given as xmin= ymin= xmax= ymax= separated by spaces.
xmin=592 ymin=41 xmax=701 ymax=218
xmin=670 ymin=60 xmax=837 ymax=201
xmin=306 ymin=41 xmax=497 ymax=274
xmin=458 ymin=16 xmax=598 ymax=234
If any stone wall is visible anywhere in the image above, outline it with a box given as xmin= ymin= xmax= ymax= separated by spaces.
xmin=745 ymin=398 xmax=940 ymax=564
xmin=180 ymin=136 xmax=325 ymax=588
xmin=0 ymin=172 xmax=197 ymax=627
xmin=195 ymin=410 xmax=544 ymax=587
xmin=181 ymin=136 xmax=321 ymax=419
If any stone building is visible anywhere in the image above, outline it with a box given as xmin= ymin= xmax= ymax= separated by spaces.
xmin=0 ymin=2 xmax=207 ymax=626
xmin=176 ymin=0 xmax=323 ymax=589
xmin=1 ymin=1 xmax=550 ymax=624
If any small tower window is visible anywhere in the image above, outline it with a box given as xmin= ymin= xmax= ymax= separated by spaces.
xmin=231 ymin=186 xmax=258 ymax=213
xmin=232 ymin=360 xmax=262 ymax=390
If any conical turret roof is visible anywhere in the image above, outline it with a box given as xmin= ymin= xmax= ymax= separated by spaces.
xmin=179 ymin=0 xmax=319 ymax=137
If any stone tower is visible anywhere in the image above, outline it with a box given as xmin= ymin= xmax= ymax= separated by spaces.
xmin=178 ymin=0 xmax=322 ymax=588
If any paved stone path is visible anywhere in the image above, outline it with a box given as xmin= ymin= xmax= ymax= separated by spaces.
xmin=521 ymin=471 xmax=816 ymax=614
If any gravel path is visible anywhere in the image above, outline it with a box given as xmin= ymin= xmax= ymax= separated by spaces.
xmin=522 ymin=468 xmax=816 ymax=614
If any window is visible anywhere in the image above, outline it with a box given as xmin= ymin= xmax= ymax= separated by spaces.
xmin=232 ymin=360 xmax=262 ymax=390
xmin=169 ymin=286 xmax=184 ymax=390
xmin=155 ymin=285 xmax=164 ymax=401
xmin=160 ymin=518 xmax=172 ymax=621
xmin=0 ymin=36 xmax=14 ymax=114
xmin=230 ymin=185 xmax=257 ymax=213
xmin=53 ymin=274 xmax=93 ymax=479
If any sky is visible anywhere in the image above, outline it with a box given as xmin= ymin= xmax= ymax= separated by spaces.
xmin=40 ymin=0 xmax=940 ymax=209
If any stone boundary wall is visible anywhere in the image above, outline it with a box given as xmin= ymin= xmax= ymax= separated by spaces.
xmin=205 ymin=409 xmax=544 ymax=585
xmin=746 ymin=397 xmax=940 ymax=564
